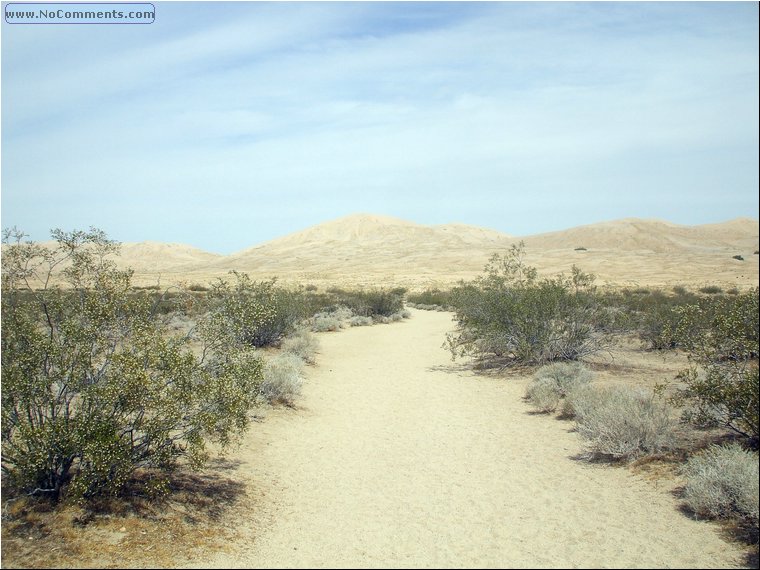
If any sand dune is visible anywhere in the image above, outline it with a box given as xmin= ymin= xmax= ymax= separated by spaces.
xmin=522 ymin=217 xmax=759 ymax=253
xmin=21 ymin=214 xmax=759 ymax=290
xmin=117 ymin=242 xmax=222 ymax=273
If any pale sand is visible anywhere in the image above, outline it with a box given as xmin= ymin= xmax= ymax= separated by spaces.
xmin=183 ymin=309 xmax=745 ymax=569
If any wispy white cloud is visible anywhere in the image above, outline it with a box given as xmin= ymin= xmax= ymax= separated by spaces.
xmin=2 ymin=1 xmax=757 ymax=252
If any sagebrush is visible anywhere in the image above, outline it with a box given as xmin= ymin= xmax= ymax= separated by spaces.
xmin=681 ymin=443 xmax=759 ymax=525
xmin=573 ymin=385 xmax=676 ymax=460
xmin=525 ymin=362 xmax=593 ymax=413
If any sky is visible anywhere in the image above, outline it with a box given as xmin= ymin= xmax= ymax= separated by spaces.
xmin=1 ymin=1 xmax=758 ymax=254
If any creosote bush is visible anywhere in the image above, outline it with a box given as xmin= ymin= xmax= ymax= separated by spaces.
xmin=1 ymin=228 xmax=262 ymax=501
xmin=681 ymin=443 xmax=759 ymax=526
xmin=206 ymin=272 xmax=307 ymax=348
xmin=525 ymin=362 xmax=593 ymax=413
xmin=406 ymin=288 xmax=452 ymax=309
xmin=447 ymin=242 xmax=609 ymax=367
xmin=327 ymin=287 xmax=405 ymax=318
xmin=669 ymin=288 xmax=759 ymax=444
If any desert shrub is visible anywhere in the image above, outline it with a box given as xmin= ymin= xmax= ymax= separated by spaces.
xmin=1 ymin=228 xmax=262 ymax=500
xmin=446 ymin=243 xmax=609 ymax=367
xmin=669 ymin=288 xmax=759 ymax=443
xmin=574 ymin=385 xmax=676 ymax=460
xmin=407 ymin=288 xmax=452 ymax=308
xmin=732 ymin=255 xmax=745 ymax=261
xmin=187 ymin=283 xmax=209 ymax=292
xmin=699 ymin=285 xmax=723 ymax=295
xmin=525 ymin=362 xmax=593 ymax=413
xmin=260 ymin=353 xmax=304 ymax=406
xmin=331 ymin=306 xmax=355 ymax=321
xmin=408 ymin=303 xmax=438 ymax=311
xmin=561 ymin=382 xmax=597 ymax=419
xmin=400 ymin=309 xmax=411 ymax=319
xmin=681 ymin=444 xmax=759 ymax=525
xmin=330 ymin=288 xmax=404 ymax=317
xmin=206 ymin=272 xmax=308 ymax=348
xmin=525 ymin=381 xmax=562 ymax=413
xmin=349 ymin=315 xmax=373 ymax=327
xmin=599 ymin=287 xmax=704 ymax=349
xmin=281 ymin=329 xmax=319 ymax=364
xmin=312 ymin=315 xmax=342 ymax=332
xmin=574 ymin=246 xmax=587 ymax=251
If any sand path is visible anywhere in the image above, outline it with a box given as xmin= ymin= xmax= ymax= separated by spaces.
xmin=189 ymin=309 xmax=745 ymax=569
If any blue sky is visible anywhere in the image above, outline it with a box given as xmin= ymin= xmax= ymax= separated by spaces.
xmin=2 ymin=1 xmax=758 ymax=254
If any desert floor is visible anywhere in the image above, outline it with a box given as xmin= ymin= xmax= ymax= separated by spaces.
xmin=180 ymin=309 xmax=747 ymax=569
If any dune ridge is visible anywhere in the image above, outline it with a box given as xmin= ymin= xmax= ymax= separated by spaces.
xmin=21 ymin=214 xmax=759 ymax=290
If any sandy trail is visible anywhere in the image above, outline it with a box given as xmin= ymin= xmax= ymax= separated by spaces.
xmin=189 ymin=309 xmax=744 ymax=569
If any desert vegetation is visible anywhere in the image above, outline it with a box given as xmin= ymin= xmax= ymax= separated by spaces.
xmin=2 ymin=226 xmax=757 ymax=568
xmin=1 ymin=227 xmax=416 ymax=567
xmin=446 ymin=242 xmax=609 ymax=367
xmin=1 ymin=228 xmax=263 ymax=501
xmin=445 ymin=242 xmax=758 ymax=545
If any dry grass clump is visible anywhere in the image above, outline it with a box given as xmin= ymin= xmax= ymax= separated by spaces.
xmin=349 ymin=315 xmax=373 ymax=326
xmin=260 ymin=353 xmax=304 ymax=406
xmin=281 ymin=328 xmax=319 ymax=364
xmin=311 ymin=314 xmax=343 ymax=332
xmin=681 ymin=443 xmax=759 ymax=526
xmin=524 ymin=362 xmax=593 ymax=413
xmin=572 ymin=385 xmax=676 ymax=461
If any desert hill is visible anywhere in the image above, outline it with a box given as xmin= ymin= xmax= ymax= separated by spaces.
xmin=522 ymin=217 xmax=759 ymax=253
xmin=15 ymin=214 xmax=759 ymax=290
xmin=117 ymin=242 xmax=222 ymax=273
xmin=133 ymin=214 xmax=759 ymax=289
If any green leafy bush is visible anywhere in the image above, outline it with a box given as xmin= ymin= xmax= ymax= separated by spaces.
xmin=598 ymin=287 xmax=701 ymax=349
xmin=1 ymin=228 xmax=262 ymax=500
xmin=406 ymin=288 xmax=452 ymax=308
xmin=446 ymin=243 xmax=609 ymax=367
xmin=326 ymin=287 xmax=404 ymax=318
xmin=682 ymin=443 xmax=759 ymax=525
xmin=669 ymin=289 xmax=759 ymax=442
xmin=206 ymin=272 xmax=308 ymax=348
